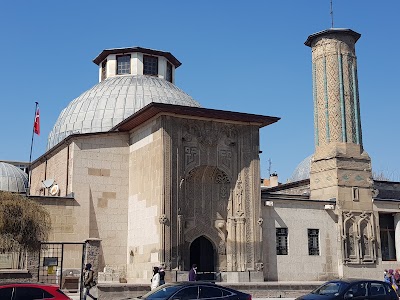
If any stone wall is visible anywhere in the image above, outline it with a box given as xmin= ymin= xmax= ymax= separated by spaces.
xmin=262 ymin=200 xmax=338 ymax=281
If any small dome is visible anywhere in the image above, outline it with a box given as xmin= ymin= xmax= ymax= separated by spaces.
xmin=47 ymin=75 xmax=201 ymax=149
xmin=289 ymin=155 xmax=312 ymax=182
xmin=0 ymin=162 xmax=28 ymax=193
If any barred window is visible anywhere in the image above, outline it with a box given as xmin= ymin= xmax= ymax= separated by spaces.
xmin=143 ymin=55 xmax=158 ymax=76
xmin=117 ymin=55 xmax=131 ymax=75
xmin=276 ymin=228 xmax=288 ymax=255
xmin=166 ymin=62 xmax=173 ymax=82
xmin=101 ymin=60 xmax=107 ymax=81
xmin=308 ymin=229 xmax=320 ymax=255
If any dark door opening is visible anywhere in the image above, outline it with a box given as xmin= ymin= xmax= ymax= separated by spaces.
xmin=190 ymin=236 xmax=215 ymax=280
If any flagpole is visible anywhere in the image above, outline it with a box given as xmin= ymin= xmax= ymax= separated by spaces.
xmin=28 ymin=101 xmax=39 ymax=194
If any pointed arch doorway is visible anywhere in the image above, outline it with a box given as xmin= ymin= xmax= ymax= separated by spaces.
xmin=190 ymin=236 xmax=215 ymax=280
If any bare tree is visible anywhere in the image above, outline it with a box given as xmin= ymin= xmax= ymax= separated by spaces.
xmin=0 ymin=191 xmax=51 ymax=253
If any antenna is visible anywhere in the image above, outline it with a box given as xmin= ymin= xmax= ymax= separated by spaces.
xmin=330 ymin=0 xmax=334 ymax=28
xmin=268 ymin=158 xmax=272 ymax=176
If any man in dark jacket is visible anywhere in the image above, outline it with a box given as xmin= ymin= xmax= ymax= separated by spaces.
xmin=188 ymin=264 xmax=197 ymax=281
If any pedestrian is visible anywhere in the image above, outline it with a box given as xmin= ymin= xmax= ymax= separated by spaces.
xmin=159 ymin=265 xmax=166 ymax=285
xmin=151 ymin=266 xmax=160 ymax=290
xmin=84 ymin=263 xmax=97 ymax=300
xmin=188 ymin=264 xmax=197 ymax=281
xmin=388 ymin=269 xmax=398 ymax=292
xmin=384 ymin=269 xmax=390 ymax=284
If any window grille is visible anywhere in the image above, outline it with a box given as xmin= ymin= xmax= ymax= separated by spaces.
xmin=308 ymin=229 xmax=320 ymax=255
xmin=143 ymin=55 xmax=158 ymax=76
xmin=117 ymin=55 xmax=131 ymax=74
xmin=166 ymin=62 xmax=173 ymax=82
xmin=276 ymin=228 xmax=288 ymax=255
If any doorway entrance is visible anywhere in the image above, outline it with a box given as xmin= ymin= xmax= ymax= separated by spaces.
xmin=190 ymin=236 xmax=215 ymax=280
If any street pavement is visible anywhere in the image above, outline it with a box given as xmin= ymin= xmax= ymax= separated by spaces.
xmin=67 ymin=296 xmax=295 ymax=300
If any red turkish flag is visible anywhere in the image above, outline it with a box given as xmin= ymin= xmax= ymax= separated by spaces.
xmin=34 ymin=108 xmax=40 ymax=135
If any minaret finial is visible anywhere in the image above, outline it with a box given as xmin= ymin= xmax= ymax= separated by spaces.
xmin=330 ymin=0 xmax=334 ymax=28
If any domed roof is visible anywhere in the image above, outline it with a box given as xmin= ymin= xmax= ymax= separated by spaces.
xmin=289 ymin=155 xmax=312 ymax=182
xmin=47 ymin=75 xmax=201 ymax=149
xmin=0 ymin=162 xmax=28 ymax=193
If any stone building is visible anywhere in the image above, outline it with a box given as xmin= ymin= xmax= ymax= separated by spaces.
xmin=262 ymin=28 xmax=400 ymax=281
xmin=1 ymin=27 xmax=400 ymax=284
xmin=27 ymin=47 xmax=279 ymax=283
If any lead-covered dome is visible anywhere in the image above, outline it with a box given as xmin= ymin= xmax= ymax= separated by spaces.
xmin=289 ymin=155 xmax=312 ymax=182
xmin=0 ymin=162 xmax=28 ymax=193
xmin=47 ymin=75 xmax=201 ymax=149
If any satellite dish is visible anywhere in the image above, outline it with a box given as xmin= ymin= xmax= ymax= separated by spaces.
xmin=42 ymin=179 xmax=55 ymax=188
xmin=49 ymin=184 xmax=59 ymax=196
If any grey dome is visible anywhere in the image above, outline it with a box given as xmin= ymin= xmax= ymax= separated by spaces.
xmin=289 ymin=155 xmax=312 ymax=182
xmin=48 ymin=75 xmax=201 ymax=149
xmin=0 ymin=162 xmax=28 ymax=193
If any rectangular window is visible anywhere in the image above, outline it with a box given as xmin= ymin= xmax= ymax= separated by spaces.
xmin=143 ymin=55 xmax=158 ymax=76
xmin=117 ymin=55 xmax=131 ymax=75
xmin=166 ymin=62 xmax=173 ymax=82
xmin=308 ymin=229 xmax=320 ymax=255
xmin=101 ymin=60 xmax=107 ymax=81
xmin=0 ymin=251 xmax=27 ymax=269
xmin=380 ymin=214 xmax=396 ymax=261
xmin=276 ymin=228 xmax=288 ymax=255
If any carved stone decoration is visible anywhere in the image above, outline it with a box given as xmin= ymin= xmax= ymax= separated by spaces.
xmin=358 ymin=212 xmax=376 ymax=263
xmin=218 ymin=150 xmax=232 ymax=176
xmin=220 ymin=126 xmax=238 ymax=147
xmin=218 ymin=240 xmax=226 ymax=255
xmin=184 ymin=146 xmax=199 ymax=170
xmin=182 ymin=120 xmax=238 ymax=149
xmin=341 ymin=211 xmax=376 ymax=264
xmin=159 ymin=214 xmax=168 ymax=224
xmin=235 ymin=176 xmax=244 ymax=214
xmin=215 ymin=170 xmax=230 ymax=184
xmin=198 ymin=122 xmax=221 ymax=147
xmin=257 ymin=218 xmax=263 ymax=226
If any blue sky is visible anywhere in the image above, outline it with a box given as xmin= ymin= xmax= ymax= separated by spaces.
xmin=0 ymin=1 xmax=399 ymax=182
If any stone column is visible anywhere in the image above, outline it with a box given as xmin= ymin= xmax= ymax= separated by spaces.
xmin=236 ymin=217 xmax=246 ymax=271
xmin=394 ymin=213 xmax=400 ymax=261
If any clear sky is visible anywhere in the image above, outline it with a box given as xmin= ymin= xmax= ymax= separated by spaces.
xmin=0 ymin=1 xmax=399 ymax=182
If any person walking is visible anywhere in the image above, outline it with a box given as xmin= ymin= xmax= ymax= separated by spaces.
xmin=188 ymin=264 xmax=197 ymax=281
xmin=159 ymin=266 xmax=166 ymax=285
xmin=84 ymin=263 xmax=97 ymax=300
xmin=151 ymin=266 xmax=160 ymax=290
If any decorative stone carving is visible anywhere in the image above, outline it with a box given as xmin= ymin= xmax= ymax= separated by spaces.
xmin=159 ymin=214 xmax=168 ymax=224
xmin=184 ymin=147 xmax=199 ymax=170
xmin=215 ymin=170 xmax=230 ymax=184
xmin=341 ymin=211 xmax=376 ymax=264
xmin=218 ymin=150 xmax=232 ymax=174
xmin=218 ymin=240 xmax=226 ymax=255
xmin=257 ymin=218 xmax=263 ymax=226
xmin=235 ymin=177 xmax=243 ymax=214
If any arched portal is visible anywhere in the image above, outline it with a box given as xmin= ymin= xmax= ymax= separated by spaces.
xmin=190 ymin=236 xmax=215 ymax=280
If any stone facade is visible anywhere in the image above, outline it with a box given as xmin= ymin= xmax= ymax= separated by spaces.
xmin=27 ymin=109 xmax=268 ymax=283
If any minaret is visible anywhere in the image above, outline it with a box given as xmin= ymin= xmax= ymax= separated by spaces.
xmin=305 ymin=29 xmax=373 ymax=211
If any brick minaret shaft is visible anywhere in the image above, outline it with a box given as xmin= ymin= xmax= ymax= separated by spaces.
xmin=305 ymin=29 xmax=373 ymax=210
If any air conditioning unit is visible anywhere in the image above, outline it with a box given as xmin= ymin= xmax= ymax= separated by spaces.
xmin=324 ymin=204 xmax=335 ymax=210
